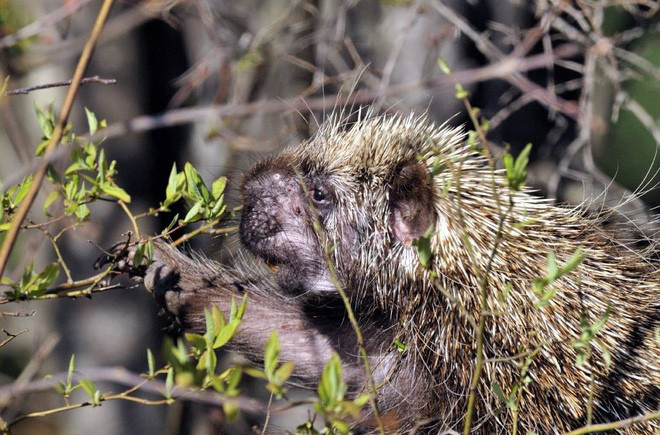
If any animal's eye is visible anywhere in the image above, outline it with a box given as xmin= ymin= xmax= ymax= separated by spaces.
xmin=312 ymin=188 xmax=327 ymax=203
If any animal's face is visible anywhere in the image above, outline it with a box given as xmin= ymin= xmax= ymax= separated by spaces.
xmin=239 ymin=116 xmax=463 ymax=297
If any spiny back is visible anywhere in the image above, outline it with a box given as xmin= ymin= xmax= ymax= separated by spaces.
xmin=287 ymin=113 xmax=659 ymax=432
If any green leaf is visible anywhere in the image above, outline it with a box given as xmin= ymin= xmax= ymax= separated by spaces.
xmin=75 ymin=204 xmax=90 ymax=221
xmin=164 ymin=164 xmax=183 ymax=207
xmin=133 ymin=243 xmax=145 ymax=268
xmin=100 ymin=183 xmax=131 ymax=203
xmin=185 ymin=333 xmax=207 ymax=352
xmin=43 ymin=190 xmax=59 ymax=216
xmin=354 ymin=394 xmax=370 ymax=407
xmin=243 ymin=367 xmax=266 ymax=379
xmin=0 ymin=76 xmax=9 ymax=95
xmin=211 ymin=304 xmax=226 ymax=329
xmin=514 ymin=143 xmax=532 ymax=176
xmin=223 ymin=400 xmax=239 ymax=422
xmin=147 ymin=349 xmax=155 ymax=377
xmin=184 ymin=162 xmax=211 ymax=203
xmin=162 ymin=213 xmax=179 ymax=235
xmin=213 ymin=320 xmax=241 ymax=349
xmin=437 ymin=57 xmax=451 ymax=75
xmin=238 ymin=294 xmax=248 ymax=319
xmin=230 ymin=294 xmax=248 ymax=322
xmin=226 ymin=367 xmax=242 ymax=394
xmin=492 ymin=382 xmax=507 ymax=404
xmin=35 ymin=139 xmax=50 ymax=157
xmin=165 ymin=367 xmax=174 ymax=398
xmin=547 ymin=252 xmax=558 ymax=280
xmin=212 ymin=177 xmax=227 ymax=200
xmin=35 ymin=262 xmax=59 ymax=288
xmin=561 ymin=248 xmax=584 ymax=276
xmin=46 ymin=165 xmax=62 ymax=184
xmin=275 ymin=361 xmax=294 ymax=382
xmin=85 ymin=107 xmax=99 ymax=135
xmin=499 ymin=283 xmax=511 ymax=303
xmin=145 ymin=239 xmax=154 ymax=263
xmin=97 ymin=148 xmax=107 ymax=180
xmin=331 ymin=419 xmax=349 ymax=433
xmin=393 ymin=338 xmax=407 ymax=353
xmin=34 ymin=102 xmax=54 ymax=141
xmin=505 ymin=143 xmax=532 ymax=190
xmin=67 ymin=354 xmax=76 ymax=386
xmin=411 ymin=225 xmax=434 ymax=269
xmin=340 ymin=400 xmax=363 ymax=418
xmin=229 ymin=297 xmax=238 ymax=322
xmin=64 ymin=161 xmax=88 ymax=176
xmin=467 ymin=130 xmax=479 ymax=148
xmin=183 ymin=201 xmax=203 ymax=223
xmin=203 ymin=308 xmax=215 ymax=342
xmin=264 ymin=332 xmax=280 ymax=378
xmin=454 ymin=83 xmax=469 ymax=99
xmin=209 ymin=198 xmax=226 ymax=218
xmin=13 ymin=176 xmax=33 ymax=205
xmin=79 ymin=379 xmax=97 ymax=399
xmin=591 ymin=306 xmax=610 ymax=335
xmin=318 ymin=353 xmax=345 ymax=406
xmin=197 ymin=348 xmax=217 ymax=373
xmin=597 ymin=338 xmax=612 ymax=370
xmin=503 ymin=154 xmax=514 ymax=176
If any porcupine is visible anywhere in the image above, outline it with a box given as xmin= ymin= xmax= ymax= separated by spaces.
xmin=138 ymin=113 xmax=659 ymax=433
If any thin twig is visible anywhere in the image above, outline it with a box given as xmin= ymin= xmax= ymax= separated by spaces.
xmin=0 ymin=329 xmax=28 ymax=348
xmin=0 ymin=46 xmax=581 ymax=195
xmin=7 ymin=388 xmax=169 ymax=429
xmin=27 ymin=219 xmax=74 ymax=282
xmin=0 ymin=267 xmax=119 ymax=305
xmin=0 ymin=334 xmax=60 ymax=410
xmin=118 ymin=200 xmax=140 ymax=239
xmin=297 ymin=172 xmax=386 ymax=434
xmin=0 ymin=0 xmax=116 ymax=281
xmin=0 ymin=366 xmax=265 ymax=416
xmin=261 ymin=392 xmax=274 ymax=435
xmin=4 ymin=76 xmax=117 ymax=96
xmin=0 ymin=310 xmax=36 ymax=317
xmin=564 ymin=410 xmax=660 ymax=435
xmin=0 ymin=0 xmax=95 ymax=49
xmin=171 ymin=220 xmax=222 ymax=247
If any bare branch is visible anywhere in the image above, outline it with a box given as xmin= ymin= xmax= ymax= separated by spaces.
xmin=0 ymin=329 xmax=28 ymax=348
xmin=0 ymin=366 xmax=265 ymax=414
xmin=0 ymin=0 xmax=95 ymax=50
xmin=4 ymin=76 xmax=117 ymax=96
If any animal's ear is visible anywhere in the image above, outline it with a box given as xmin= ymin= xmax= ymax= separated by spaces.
xmin=390 ymin=162 xmax=436 ymax=245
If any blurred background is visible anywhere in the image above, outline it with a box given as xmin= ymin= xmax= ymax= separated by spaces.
xmin=0 ymin=0 xmax=658 ymax=434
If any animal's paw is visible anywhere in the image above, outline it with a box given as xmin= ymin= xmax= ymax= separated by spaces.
xmin=94 ymin=237 xmax=146 ymax=280
xmin=96 ymin=238 xmax=192 ymax=324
